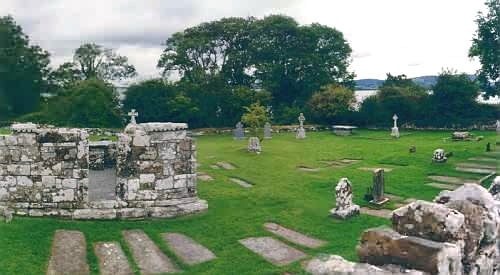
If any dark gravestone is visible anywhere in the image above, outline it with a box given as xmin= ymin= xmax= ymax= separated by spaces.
xmin=370 ymin=169 xmax=389 ymax=206
xmin=486 ymin=142 xmax=491 ymax=152
xmin=409 ymin=145 xmax=416 ymax=153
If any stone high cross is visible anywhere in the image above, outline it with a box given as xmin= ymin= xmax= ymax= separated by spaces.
xmin=392 ymin=114 xmax=398 ymax=128
xmin=128 ymin=109 xmax=138 ymax=124
xmin=298 ymin=113 xmax=305 ymax=127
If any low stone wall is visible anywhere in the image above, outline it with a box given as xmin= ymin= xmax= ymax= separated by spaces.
xmin=0 ymin=122 xmax=207 ymax=220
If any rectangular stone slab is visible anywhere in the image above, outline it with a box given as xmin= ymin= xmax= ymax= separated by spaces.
xmin=360 ymin=207 xmax=392 ymax=219
xmin=239 ymin=237 xmax=307 ymax=266
xmin=263 ymin=223 xmax=326 ymax=248
xmin=229 ymin=177 xmax=252 ymax=188
xmin=162 ymin=233 xmax=216 ymax=265
xmin=94 ymin=242 xmax=133 ymax=275
xmin=47 ymin=230 xmax=90 ymax=275
xmin=428 ymin=175 xmax=475 ymax=185
xmin=123 ymin=230 xmax=179 ymax=274
xmin=456 ymin=167 xmax=496 ymax=174
xmin=426 ymin=182 xmax=456 ymax=190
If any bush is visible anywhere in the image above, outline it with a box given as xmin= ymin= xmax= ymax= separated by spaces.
xmin=307 ymin=84 xmax=355 ymax=125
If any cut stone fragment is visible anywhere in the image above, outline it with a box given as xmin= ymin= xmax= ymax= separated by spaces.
xmin=162 ymin=233 xmax=216 ymax=265
xmin=239 ymin=237 xmax=307 ymax=266
xmin=360 ymin=207 xmax=392 ymax=219
xmin=94 ymin=242 xmax=133 ymax=275
xmin=457 ymin=162 xmax=497 ymax=170
xmin=229 ymin=177 xmax=252 ymax=188
xmin=263 ymin=222 xmax=326 ymax=249
xmin=216 ymin=161 xmax=236 ymax=170
xmin=47 ymin=230 xmax=90 ymax=275
xmin=123 ymin=230 xmax=179 ymax=274
xmin=428 ymin=175 xmax=476 ymax=185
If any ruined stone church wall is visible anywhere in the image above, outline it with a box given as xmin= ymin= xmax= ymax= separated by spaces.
xmin=0 ymin=125 xmax=89 ymax=217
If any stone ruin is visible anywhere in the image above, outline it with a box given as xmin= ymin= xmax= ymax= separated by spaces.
xmin=0 ymin=122 xmax=207 ymax=220
xmin=305 ymin=183 xmax=500 ymax=275
xmin=330 ymin=177 xmax=360 ymax=219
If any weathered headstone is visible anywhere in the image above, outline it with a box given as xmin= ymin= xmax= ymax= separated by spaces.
xmin=391 ymin=114 xmax=400 ymax=138
xmin=489 ymin=176 xmax=500 ymax=200
xmin=264 ymin=122 xmax=272 ymax=139
xmin=234 ymin=122 xmax=245 ymax=140
xmin=370 ymin=169 xmax=389 ymax=205
xmin=409 ymin=145 xmax=416 ymax=153
xmin=432 ymin=149 xmax=447 ymax=163
xmin=247 ymin=137 xmax=261 ymax=153
xmin=296 ymin=113 xmax=306 ymax=139
xmin=330 ymin=178 xmax=360 ymax=219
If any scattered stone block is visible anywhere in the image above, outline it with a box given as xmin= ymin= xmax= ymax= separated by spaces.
xmin=239 ymin=237 xmax=307 ymax=266
xmin=94 ymin=242 xmax=133 ymax=275
xmin=264 ymin=222 xmax=326 ymax=248
xmin=123 ymin=230 xmax=179 ymax=274
xmin=162 ymin=233 xmax=216 ymax=265
xmin=357 ymin=227 xmax=463 ymax=275
xmin=229 ymin=177 xmax=252 ymax=188
xmin=47 ymin=230 xmax=90 ymax=275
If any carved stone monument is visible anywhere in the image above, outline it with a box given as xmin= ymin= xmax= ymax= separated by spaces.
xmin=296 ymin=113 xmax=306 ymax=139
xmin=264 ymin=122 xmax=272 ymax=139
xmin=247 ymin=137 xmax=261 ymax=153
xmin=330 ymin=178 xmax=360 ymax=219
xmin=432 ymin=149 xmax=447 ymax=163
xmin=370 ymin=168 xmax=389 ymax=205
xmin=391 ymin=114 xmax=400 ymax=138
xmin=233 ymin=122 xmax=244 ymax=140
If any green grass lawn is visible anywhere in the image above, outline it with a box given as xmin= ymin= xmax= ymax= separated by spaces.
xmin=0 ymin=130 xmax=497 ymax=274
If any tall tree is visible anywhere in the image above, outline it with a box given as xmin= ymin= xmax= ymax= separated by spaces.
xmin=0 ymin=15 xmax=50 ymax=119
xmin=307 ymin=84 xmax=355 ymax=124
xmin=52 ymin=43 xmax=136 ymax=86
xmin=469 ymin=0 xmax=500 ymax=97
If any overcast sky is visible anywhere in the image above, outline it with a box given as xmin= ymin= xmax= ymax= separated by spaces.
xmin=1 ymin=0 xmax=487 ymax=81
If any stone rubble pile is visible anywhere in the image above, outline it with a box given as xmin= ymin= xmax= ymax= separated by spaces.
xmin=307 ymin=183 xmax=500 ymax=275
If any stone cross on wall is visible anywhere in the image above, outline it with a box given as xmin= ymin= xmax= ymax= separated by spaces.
xmin=392 ymin=114 xmax=398 ymax=128
xmin=298 ymin=113 xmax=305 ymax=127
xmin=128 ymin=109 xmax=138 ymax=124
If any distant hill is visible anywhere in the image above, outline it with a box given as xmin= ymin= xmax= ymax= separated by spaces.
xmin=355 ymin=74 xmax=475 ymax=90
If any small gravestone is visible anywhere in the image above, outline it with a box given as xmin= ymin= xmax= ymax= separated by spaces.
xmin=391 ymin=114 xmax=400 ymax=138
xmin=452 ymin=131 xmax=471 ymax=141
xmin=264 ymin=122 xmax=272 ymax=139
xmin=296 ymin=113 xmax=306 ymax=139
xmin=486 ymin=142 xmax=491 ymax=152
xmin=370 ymin=169 xmax=389 ymax=206
xmin=247 ymin=137 xmax=261 ymax=153
xmin=432 ymin=149 xmax=447 ymax=163
xmin=233 ymin=122 xmax=244 ymax=140
xmin=409 ymin=145 xmax=416 ymax=153
xmin=330 ymin=178 xmax=360 ymax=219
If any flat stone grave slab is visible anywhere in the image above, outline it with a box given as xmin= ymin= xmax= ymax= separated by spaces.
xmin=123 ymin=230 xmax=179 ymax=274
xmin=457 ymin=162 xmax=497 ymax=170
xmin=197 ymin=172 xmax=214 ymax=182
xmin=468 ymin=157 xmax=498 ymax=163
xmin=358 ymin=167 xmax=393 ymax=172
xmin=47 ymin=230 xmax=90 ymax=275
xmin=427 ymin=175 xmax=476 ymax=185
xmin=426 ymin=182 xmax=456 ymax=190
xmin=360 ymin=207 xmax=392 ymax=219
xmin=263 ymin=223 xmax=326 ymax=249
xmin=297 ymin=166 xmax=320 ymax=172
xmin=94 ymin=242 xmax=133 ymax=275
xmin=318 ymin=160 xmax=345 ymax=168
xmin=338 ymin=158 xmax=361 ymax=164
xmin=456 ymin=166 xmax=496 ymax=175
xmin=162 ymin=233 xmax=216 ymax=265
xmin=216 ymin=161 xmax=236 ymax=170
xmin=239 ymin=237 xmax=307 ymax=266
xmin=209 ymin=164 xmax=220 ymax=169
xmin=229 ymin=177 xmax=252 ymax=188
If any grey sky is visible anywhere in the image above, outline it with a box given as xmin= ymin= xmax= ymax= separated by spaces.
xmin=1 ymin=0 xmax=487 ymax=80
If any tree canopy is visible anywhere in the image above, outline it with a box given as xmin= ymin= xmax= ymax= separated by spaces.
xmin=469 ymin=0 xmax=500 ymax=97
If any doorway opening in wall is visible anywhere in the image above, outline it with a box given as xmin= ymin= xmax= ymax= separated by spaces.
xmin=88 ymin=141 xmax=117 ymax=201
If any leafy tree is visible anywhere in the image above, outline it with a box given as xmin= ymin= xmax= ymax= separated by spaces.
xmin=469 ymin=0 xmax=500 ymax=97
xmin=241 ymin=102 xmax=269 ymax=138
xmin=307 ymin=84 xmax=355 ymax=124
xmin=123 ymin=79 xmax=198 ymax=124
xmin=0 ymin=15 xmax=50 ymax=119
xmin=52 ymin=43 xmax=136 ymax=85
xmin=428 ymin=70 xmax=481 ymax=127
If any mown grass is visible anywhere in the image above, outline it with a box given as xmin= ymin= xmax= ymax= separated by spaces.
xmin=0 ymin=129 xmax=496 ymax=274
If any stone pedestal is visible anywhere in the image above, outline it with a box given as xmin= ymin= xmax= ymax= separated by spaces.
xmin=330 ymin=178 xmax=360 ymax=219
xmin=247 ymin=137 xmax=261 ymax=153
